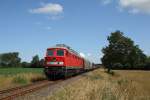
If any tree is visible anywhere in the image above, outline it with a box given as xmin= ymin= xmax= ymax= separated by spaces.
xmin=30 ymin=55 xmax=44 ymax=68
xmin=30 ymin=55 xmax=40 ymax=68
xmin=145 ymin=56 xmax=150 ymax=70
xmin=21 ymin=61 xmax=30 ymax=68
xmin=0 ymin=52 xmax=21 ymax=67
xmin=39 ymin=59 xmax=45 ymax=67
xmin=101 ymin=31 xmax=146 ymax=70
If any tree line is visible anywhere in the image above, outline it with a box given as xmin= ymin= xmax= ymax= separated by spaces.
xmin=0 ymin=52 xmax=44 ymax=68
xmin=101 ymin=31 xmax=150 ymax=71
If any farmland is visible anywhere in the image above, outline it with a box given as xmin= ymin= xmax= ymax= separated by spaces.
xmin=46 ymin=69 xmax=150 ymax=100
xmin=0 ymin=68 xmax=45 ymax=90
xmin=0 ymin=68 xmax=43 ymax=75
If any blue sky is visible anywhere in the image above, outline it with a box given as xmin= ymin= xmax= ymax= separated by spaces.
xmin=0 ymin=0 xmax=150 ymax=63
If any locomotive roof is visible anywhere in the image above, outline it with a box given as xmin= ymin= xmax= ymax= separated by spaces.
xmin=49 ymin=44 xmax=82 ymax=57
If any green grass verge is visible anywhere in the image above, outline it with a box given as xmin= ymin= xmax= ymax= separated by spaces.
xmin=0 ymin=68 xmax=44 ymax=76
xmin=0 ymin=68 xmax=46 ymax=89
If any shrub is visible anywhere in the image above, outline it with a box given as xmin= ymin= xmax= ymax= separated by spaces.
xmin=12 ymin=76 xmax=27 ymax=84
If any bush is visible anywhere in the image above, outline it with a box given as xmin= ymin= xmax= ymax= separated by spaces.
xmin=12 ymin=76 xmax=27 ymax=84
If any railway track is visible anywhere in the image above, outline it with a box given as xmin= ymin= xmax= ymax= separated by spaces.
xmin=0 ymin=80 xmax=62 ymax=100
xmin=0 ymin=67 xmax=101 ymax=100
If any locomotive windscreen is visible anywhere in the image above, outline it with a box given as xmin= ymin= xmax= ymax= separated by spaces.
xmin=47 ymin=50 xmax=54 ymax=56
xmin=57 ymin=50 xmax=64 ymax=56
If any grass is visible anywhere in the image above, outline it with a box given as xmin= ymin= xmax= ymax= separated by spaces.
xmin=45 ymin=69 xmax=150 ymax=100
xmin=0 ymin=68 xmax=43 ymax=76
xmin=12 ymin=75 xmax=28 ymax=84
xmin=0 ymin=68 xmax=46 ymax=90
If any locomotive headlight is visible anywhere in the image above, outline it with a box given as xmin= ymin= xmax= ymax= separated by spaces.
xmin=47 ymin=62 xmax=56 ymax=64
xmin=59 ymin=62 xmax=64 ymax=65
xmin=47 ymin=61 xmax=64 ymax=65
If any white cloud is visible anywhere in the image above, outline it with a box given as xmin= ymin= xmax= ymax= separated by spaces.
xmin=119 ymin=0 xmax=150 ymax=14
xmin=30 ymin=3 xmax=63 ymax=15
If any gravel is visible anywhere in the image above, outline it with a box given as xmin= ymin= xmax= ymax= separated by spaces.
xmin=15 ymin=75 xmax=83 ymax=100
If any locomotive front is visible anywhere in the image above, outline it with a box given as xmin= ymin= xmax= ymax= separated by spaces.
xmin=45 ymin=48 xmax=65 ymax=66
xmin=44 ymin=48 xmax=66 ymax=79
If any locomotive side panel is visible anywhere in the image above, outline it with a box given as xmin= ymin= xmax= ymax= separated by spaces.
xmin=65 ymin=50 xmax=84 ymax=69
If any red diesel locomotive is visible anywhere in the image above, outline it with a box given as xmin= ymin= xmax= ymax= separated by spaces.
xmin=44 ymin=44 xmax=93 ymax=79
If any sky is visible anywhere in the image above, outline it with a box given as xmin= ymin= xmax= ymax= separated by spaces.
xmin=0 ymin=0 xmax=150 ymax=63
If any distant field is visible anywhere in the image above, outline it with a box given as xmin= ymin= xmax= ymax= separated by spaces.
xmin=0 ymin=68 xmax=45 ymax=90
xmin=0 ymin=68 xmax=43 ymax=75
xmin=46 ymin=69 xmax=150 ymax=100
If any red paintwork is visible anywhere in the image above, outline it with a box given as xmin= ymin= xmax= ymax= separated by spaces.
xmin=44 ymin=47 xmax=84 ymax=69
xmin=65 ymin=50 xmax=84 ymax=69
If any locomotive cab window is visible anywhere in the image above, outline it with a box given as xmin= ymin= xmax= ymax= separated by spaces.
xmin=47 ymin=50 xmax=54 ymax=56
xmin=57 ymin=50 xmax=64 ymax=56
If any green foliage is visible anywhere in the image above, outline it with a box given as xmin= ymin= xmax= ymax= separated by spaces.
xmin=31 ymin=55 xmax=40 ymax=68
xmin=0 ymin=52 xmax=21 ymax=67
xmin=145 ymin=56 xmax=150 ymax=70
xmin=30 ymin=55 xmax=44 ymax=68
xmin=101 ymin=31 xmax=147 ymax=70
xmin=21 ymin=61 xmax=31 ymax=68
xmin=39 ymin=59 xmax=45 ymax=67
xmin=0 ymin=52 xmax=45 ymax=68
xmin=12 ymin=76 xmax=27 ymax=84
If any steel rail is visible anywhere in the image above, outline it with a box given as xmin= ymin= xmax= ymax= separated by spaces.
xmin=0 ymin=80 xmax=62 ymax=100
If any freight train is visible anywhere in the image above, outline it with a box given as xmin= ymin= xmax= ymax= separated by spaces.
xmin=44 ymin=44 xmax=95 ymax=79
